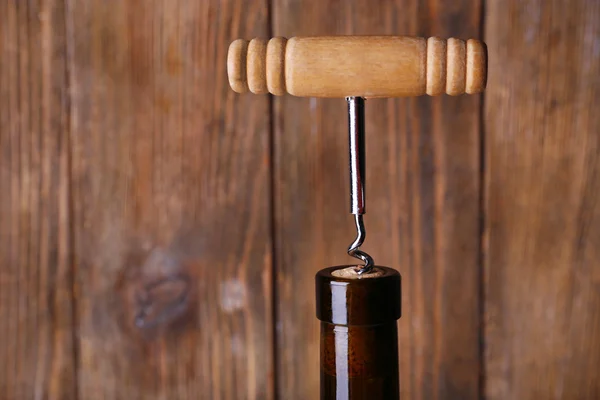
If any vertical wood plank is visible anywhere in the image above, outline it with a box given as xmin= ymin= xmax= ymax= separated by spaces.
xmin=484 ymin=1 xmax=600 ymax=399
xmin=272 ymin=1 xmax=483 ymax=399
xmin=0 ymin=0 xmax=76 ymax=398
xmin=66 ymin=1 xmax=273 ymax=398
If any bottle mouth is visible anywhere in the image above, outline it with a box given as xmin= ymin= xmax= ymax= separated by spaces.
xmin=315 ymin=266 xmax=401 ymax=326
xmin=331 ymin=266 xmax=386 ymax=279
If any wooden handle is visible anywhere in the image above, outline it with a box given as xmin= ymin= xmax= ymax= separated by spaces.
xmin=227 ymin=36 xmax=487 ymax=98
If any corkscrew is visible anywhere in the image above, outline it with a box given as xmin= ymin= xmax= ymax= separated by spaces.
xmin=227 ymin=35 xmax=487 ymax=399
xmin=346 ymin=96 xmax=374 ymax=274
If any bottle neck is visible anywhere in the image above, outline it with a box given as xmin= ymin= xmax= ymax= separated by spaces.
xmin=320 ymin=321 xmax=399 ymax=400
xmin=315 ymin=266 xmax=402 ymax=400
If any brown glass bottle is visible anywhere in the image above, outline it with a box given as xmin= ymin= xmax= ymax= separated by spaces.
xmin=316 ymin=266 xmax=401 ymax=400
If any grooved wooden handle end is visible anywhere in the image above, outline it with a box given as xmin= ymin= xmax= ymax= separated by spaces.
xmin=228 ymin=36 xmax=487 ymax=98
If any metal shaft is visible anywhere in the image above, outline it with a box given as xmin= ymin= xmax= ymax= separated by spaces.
xmin=348 ymin=97 xmax=366 ymax=215
xmin=347 ymin=97 xmax=374 ymax=274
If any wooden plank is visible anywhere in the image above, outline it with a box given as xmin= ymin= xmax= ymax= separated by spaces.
xmin=484 ymin=1 xmax=600 ymax=398
xmin=272 ymin=1 xmax=483 ymax=398
xmin=67 ymin=1 xmax=273 ymax=398
xmin=0 ymin=0 xmax=76 ymax=398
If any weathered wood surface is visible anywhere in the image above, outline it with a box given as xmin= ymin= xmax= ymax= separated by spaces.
xmin=0 ymin=1 xmax=76 ymax=398
xmin=484 ymin=1 xmax=600 ymax=399
xmin=272 ymin=1 xmax=483 ymax=398
xmin=67 ymin=0 xmax=273 ymax=398
xmin=1 ymin=0 xmax=600 ymax=399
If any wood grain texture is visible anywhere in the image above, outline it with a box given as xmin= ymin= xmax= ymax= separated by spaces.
xmin=67 ymin=1 xmax=273 ymax=399
xmin=272 ymin=0 xmax=482 ymax=398
xmin=0 ymin=0 xmax=76 ymax=398
xmin=484 ymin=1 xmax=600 ymax=399
xmin=4 ymin=1 xmax=600 ymax=399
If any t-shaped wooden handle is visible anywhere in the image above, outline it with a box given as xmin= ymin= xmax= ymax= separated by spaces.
xmin=227 ymin=36 xmax=487 ymax=98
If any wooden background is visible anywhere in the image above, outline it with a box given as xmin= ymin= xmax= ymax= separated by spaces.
xmin=1 ymin=0 xmax=598 ymax=399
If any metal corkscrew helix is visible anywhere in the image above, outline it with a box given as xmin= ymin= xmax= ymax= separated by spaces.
xmin=346 ymin=96 xmax=374 ymax=274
